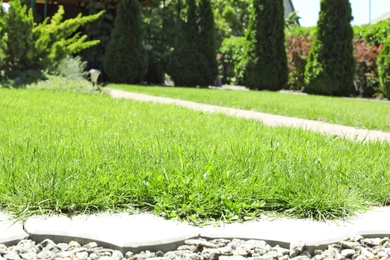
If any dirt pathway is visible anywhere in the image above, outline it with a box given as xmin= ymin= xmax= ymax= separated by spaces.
xmin=108 ymin=88 xmax=390 ymax=143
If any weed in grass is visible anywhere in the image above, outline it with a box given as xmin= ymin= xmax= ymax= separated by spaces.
xmin=110 ymin=84 xmax=390 ymax=132
xmin=0 ymin=88 xmax=389 ymax=223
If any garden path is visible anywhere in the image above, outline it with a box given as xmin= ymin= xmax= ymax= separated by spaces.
xmin=108 ymin=88 xmax=390 ymax=143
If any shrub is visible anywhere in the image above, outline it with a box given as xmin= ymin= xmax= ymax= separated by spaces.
xmin=1 ymin=0 xmax=35 ymax=71
xmin=285 ymin=34 xmax=313 ymax=90
xmin=378 ymin=41 xmax=390 ymax=97
xmin=242 ymin=0 xmax=288 ymax=90
xmin=81 ymin=1 xmax=115 ymax=71
xmin=103 ymin=0 xmax=147 ymax=83
xmin=33 ymin=6 xmax=103 ymax=70
xmin=168 ymin=0 xmax=217 ymax=87
xmin=0 ymin=4 xmax=7 ymax=71
xmin=286 ymin=26 xmax=317 ymax=38
xmin=304 ymin=0 xmax=356 ymax=96
xmin=55 ymin=56 xmax=87 ymax=80
xmin=354 ymin=18 xmax=390 ymax=47
xmin=0 ymin=0 xmax=102 ymax=73
xmin=354 ymin=39 xmax=383 ymax=97
xmin=197 ymin=0 xmax=218 ymax=86
xmin=219 ymin=36 xmax=246 ymax=84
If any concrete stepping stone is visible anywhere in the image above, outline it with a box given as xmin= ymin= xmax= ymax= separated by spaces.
xmin=0 ymin=211 xmax=28 ymax=245
xmin=24 ymin=212 xmax=200 ymax=253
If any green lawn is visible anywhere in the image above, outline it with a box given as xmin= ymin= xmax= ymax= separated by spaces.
xmin=109 ymin=84 xmax=390 ymax=132
xmin=1 ymin=87 xmax=390 ymax=222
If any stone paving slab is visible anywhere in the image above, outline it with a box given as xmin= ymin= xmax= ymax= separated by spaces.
xmin=108 ymin=89 xmax=390 ymax=143
xmin=2 ymin=207 xmax=390 ymax=253
xmin=200 ymin=217 xmax=353 ymax=251
xmin=24 ymin=213 xmax=199 ymax=253
xmin=0 ymin=212 xmax=28 ymax=245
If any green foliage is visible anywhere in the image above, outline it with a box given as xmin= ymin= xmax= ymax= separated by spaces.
xmin=242 ymin=0 xmax=288 ymax=90
xmin=167 ymin=0 xmax=198 ymax=87
xmin=1 ymin=0 xmax=35 ymax=71
xmin=55 ymin=56 xmax=87 ymax=80
xmin=354 ymin=18 xmax=390 ymax=46
xmin=197 ymin=0 xmax=218 ymax=86
xmin=81 ymin=1 xmax=115 ymax=71
xmin=103 ymin=0 xmax=147 ymax=83
xmin=219 ymin=36 xmax=246 ymax=84
xmin=33 ymin=6 xmax=103 ymax=69
xmin=0 ymin=0 xmax=102 ymax=73
xmin=0 ymin=4 xmax=7 ymax=71
xmin=284 ymin=11 xmax=300 ymax=30
xmin=167 ymin=0 xmax=218 ymax=87
xmin=286 ymin=34 xmax=314 ymax=90
xmin=354 ymin=39 xmax=383 ymax=97
xmin=304 ymin=0 xmax=356 ymax=96
xmin=286 ymin=26 xmax=317 ymax=37
xmin=212 ymin=0 xmax=251 ymax=47
xmin=378 ymin=41 xmax=390 ymax=97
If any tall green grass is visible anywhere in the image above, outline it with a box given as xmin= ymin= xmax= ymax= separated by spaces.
xmin=110 ymin=84 xmax=390 ymax=132
xmin=1 ymin=88 xmax=389 ymax=222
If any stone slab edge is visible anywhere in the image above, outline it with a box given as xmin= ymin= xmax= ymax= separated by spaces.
xmin=3 ymin=211 xmax=390 ymax=254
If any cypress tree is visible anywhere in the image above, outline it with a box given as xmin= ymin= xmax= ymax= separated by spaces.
xmin=304 ymin=0 xmax=356 ymax=96
xmin=167 ymin=0 xmax=199 ymax=87
xmin=242 ymin=0 xmax=288 ymax=90
xmin=197 ymin=0 xmax=218 ymax=86
xmin=103 ymin=0 xmax=147 ymax=83
xmin=168 ymin=0 xmax=218 ymax=87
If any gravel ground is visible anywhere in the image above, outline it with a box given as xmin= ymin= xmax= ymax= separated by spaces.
xmin=1 ymin=235 xmax=390 ymax=259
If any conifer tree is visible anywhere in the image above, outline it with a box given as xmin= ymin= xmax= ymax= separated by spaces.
xmin=103 ymin=0 xmax=147 ymax=83
xmin=2 ymin=0 xmax=35 ymax=71
xmin=167 ymin=0 xmax=199 ymax=87
xmin=304 ymin=0 xmax=356 ymax=96
xmin=242 ymin=0 xmax=288 ymax=90
xmin=197 ymin=0 xmax=218 ymax=86
xmin=168 ymin=0 xmax=218 ymax=87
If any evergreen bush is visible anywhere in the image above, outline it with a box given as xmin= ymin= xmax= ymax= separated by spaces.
xmin=378 ymin=41 xmax=390 ymax=97
xmin=197 ymin=0 xmax=218 ymax=86
xmin=81 ymin=1 xmax=114 ymax=72
xmin=286 ymin=34 xmax=313 ymax=90
xmin=219 ymin=36 xmax=246 ymax=84
xmin=354 ymin=39 xmax=382 ymax=97
xmin=354 ymin=18 xmax=390 ymax=47
xmin=103 ymin=0 xmax=147 ymax=83
xmin=55 ymin=56 xmax=87 ymax=80
xmin=1 ymin=0 xmax=35 ymax=71
xmin=167 ymin=0 xmax=218 ymax=87
xmin=167 ymin=0 xmax=201 ymax=87
xmin=304 ymin=0 xmax=356 ymax=96
xmin=242 ymin=0 xmax=288 ymax=90
xmin=33 ymin=6 xmax=103 ymax=70
xmin=0 ymin=0 xmax=102 ymax=73
xmin=0 ymin=4 xmax=6 ymax=71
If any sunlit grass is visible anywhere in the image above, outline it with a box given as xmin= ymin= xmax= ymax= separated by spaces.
xmin=109 ymin=84 xmax=390 ymax=132
xmin=0 ymin=87 xmax=389 ymax=223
